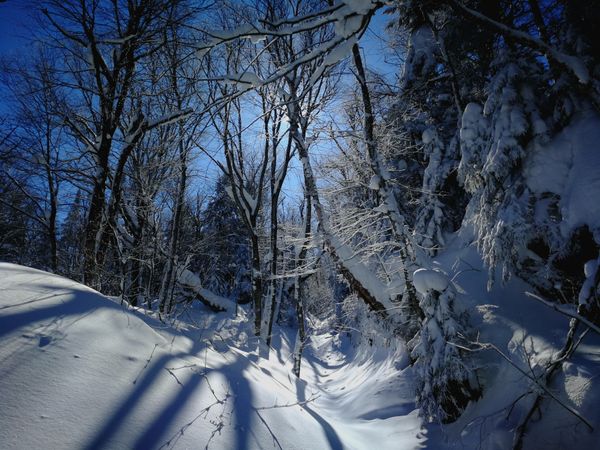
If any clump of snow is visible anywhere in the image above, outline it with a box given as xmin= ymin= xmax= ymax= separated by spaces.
xmin=248 ymin=34 xmax=266 ymax=44
xmin=334 ymin=13 xmax=363 ymax=38
xmin=323 ymin=35 xmax=357 ymax=67
xmin=524 ymin=113 xmax=600 ymax=234
xmin=412 ymin=268 xmax=449 ymax=294
xmin=579 ymin=257 xmax=599 ymax=305
xmin=584 ymin=259 xmax=598 ymax=278
xmin=554 ymin=53 xmax=590 ymax=85
xmin=225 ymin=71 xmax=263 ymax=88
xmin=177 ymin=268 xmax=236 ymax=311
xmin=421 ymin=128 xmax=435 ymax=145
xmin=343 ymin=0 xmax=377 ymax=15
xmin=368 ymin=174 xmax=380 ymax=190
xmin=460 ymin=103 xmax=484 ymax=142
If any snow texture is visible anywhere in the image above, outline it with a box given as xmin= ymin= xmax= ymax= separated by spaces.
xmin=412 ymin=268 xmax=449 ymax=294
xmin=0 ymin=263 xmax=424 ymax=450
xmin=524 ymin=113 xmax=600 ymax=235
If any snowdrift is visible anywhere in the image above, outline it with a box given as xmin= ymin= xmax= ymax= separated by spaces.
xmin=426 ymin=242 xmax=600 ymax=450
xmin=1 ymin=258 xmax=598 ymax=450
xmin=0 ymin=263 xmax=423 ymax=450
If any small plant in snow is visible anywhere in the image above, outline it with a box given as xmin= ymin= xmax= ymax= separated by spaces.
xmin=410 ymin=268 xmax=478 ymax=423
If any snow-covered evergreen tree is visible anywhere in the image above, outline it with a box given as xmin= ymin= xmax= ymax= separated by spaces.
xmin=459 ymin=51 xmax=546 ymax=288
xmin=199 ymin=176 xmax=252 ymax=302
xmin=410 ymin=268 xmax=477 ymax=423
xmin=414 ymin=129 xmax=459 ymax=255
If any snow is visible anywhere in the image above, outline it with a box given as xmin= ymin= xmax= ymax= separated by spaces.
xmin=430 ymin=236 xmax=600 ymax=447
xmin=368 ymin=174 xmax=380 ymax=190
xmin=579 ymin=257 xmax=599 ymax=305
xmin=412 ymin=268 xmax=449 ymax=294
xmin=146 ymin=109 xmax=192 ymax=129
xmin=524 ymin=113 xmax=600 ymax=234
xmin=2 ymin=235 xmax=600 ymax=450
xmin=342 ymin=0 xmax=377 ymax=16
xmin=241 ymin=187 xmax=258 ymax=211
xmin=225 ymin=72 xmax=263 ymax=88
xmin=325 ymin=36 xmax=356 ymax=65
xmin=0 ymin=263 xmax=424 ymax=450
xmin=329 ymin=235 xmax=396 ymax=312
xmin=177 ymin=268 xmax=236 ymax=311
xmin=248 ymin=34 xmax=267 ymax=44
xmin=421 ymin=128 xmax=435 ymax=145
xmin=584 ymin=259 xmax=598 ymax=278
xmin=334 ymin=13 xmax=363 ymax=39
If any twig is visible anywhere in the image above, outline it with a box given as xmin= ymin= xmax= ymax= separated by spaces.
xmin=255 ymin=393 xmax=320 ymax=410
xmin=526 ymin=292 xmax=600 ymax=336
xmin=133 ymin=344 xmax=159 ymax=385
xmin=451 ymin=341 xmax=594 ymax=432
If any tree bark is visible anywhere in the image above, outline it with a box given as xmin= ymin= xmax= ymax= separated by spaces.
xmin=293 ymin=193 xmax=311 ymax=378
xmin=351 ymin=44 xmax=423 ymax=323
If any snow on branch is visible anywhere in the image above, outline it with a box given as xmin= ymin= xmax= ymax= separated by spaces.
xmin=449 ymin=0 xmax=590 ymax=84
xmin=176 ymin=268 xmax=236 ymax=312
xmin=525 ymin=292 xmax=600 ymax=336
xmin=329 ymin=235 xmax=395 ymax=313
xmin=197 ymin=1 xmax=382 ymax=94
xmin=146 ymin=108 xmax=194 ymax=130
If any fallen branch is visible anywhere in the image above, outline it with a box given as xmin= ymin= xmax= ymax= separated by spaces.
xmin=451 ymin=340 xmax=594 ymax=433
xmin=525 ymin=292 xmax=600 ymax=336
xmin=255 ymin=393 xmax=320 ymax=411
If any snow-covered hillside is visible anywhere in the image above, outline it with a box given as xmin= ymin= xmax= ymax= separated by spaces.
xmin=2 ymin=251 xmax=599 ymax=449
xmin=0 ymin=263 xmax=423 ymax=450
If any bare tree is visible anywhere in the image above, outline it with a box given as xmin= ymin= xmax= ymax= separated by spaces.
xmin=39 ymin=0 xmax=191 ymax=288
xmin=0 ymin=51 xmax=65 ymax=272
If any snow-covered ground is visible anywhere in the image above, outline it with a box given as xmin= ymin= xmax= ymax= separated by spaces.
xmin=1 ymin=253 xmax=599 ymax=449
xmin=0 ymin=263 xmax=422 ymax=450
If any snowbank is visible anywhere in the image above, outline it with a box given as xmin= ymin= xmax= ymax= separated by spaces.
xmin=427 ymin=241 xmax=600 ymax=449
xmin=0 ymin=263 xmax=425 ymax=450
xmin=524 ymin=113 xmax=600 ymax=235
xmin=412 ymin=268 xmax=450 ymax=294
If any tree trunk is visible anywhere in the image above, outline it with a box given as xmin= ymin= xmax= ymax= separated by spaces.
xmin=287 ymin=94 xmax=390 ymax=315
xmin=159 ymin=155 xmax=187 ymax=314
xmin=251 ymin=232 xmax=263 ymax=336
xmin=265 ymin=135 xmax=292 ymax=345
xmin=293 ymin=193 xmax=311 ymax=378
xmin=351 ymin=44 xmax=423 ymax=324
xmin=83 ymin=142 xmax=110 ymax=288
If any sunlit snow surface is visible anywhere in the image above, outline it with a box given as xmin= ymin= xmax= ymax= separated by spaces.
xmin=0 ymin=263 xmax=423 ymax=450
xmin=1 ymin=256 xmax=599 ymax=449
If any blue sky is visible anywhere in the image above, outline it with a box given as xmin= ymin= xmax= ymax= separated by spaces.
xmin=0 ymin=1 xmax=397 ymax=202
xmin=0 ymin=1 xmax=30 ymax=55
xmin=0 ymin=1 xmax=395 ymax=76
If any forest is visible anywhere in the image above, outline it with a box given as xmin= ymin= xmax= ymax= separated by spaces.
xmin=1 ymin=0 xmax=599 ymax=449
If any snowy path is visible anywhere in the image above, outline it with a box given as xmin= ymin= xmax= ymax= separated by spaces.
xmin=0 ymin=263 xmax=424 ymax=450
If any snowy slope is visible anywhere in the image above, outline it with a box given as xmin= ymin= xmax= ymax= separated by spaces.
xmin=0 ymin=263 xmax=424 ymax=450
xmin=2 ymin=256 xmax=598 ymax=450
xmin=427 ymin=237 xmax=600 ymax=450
